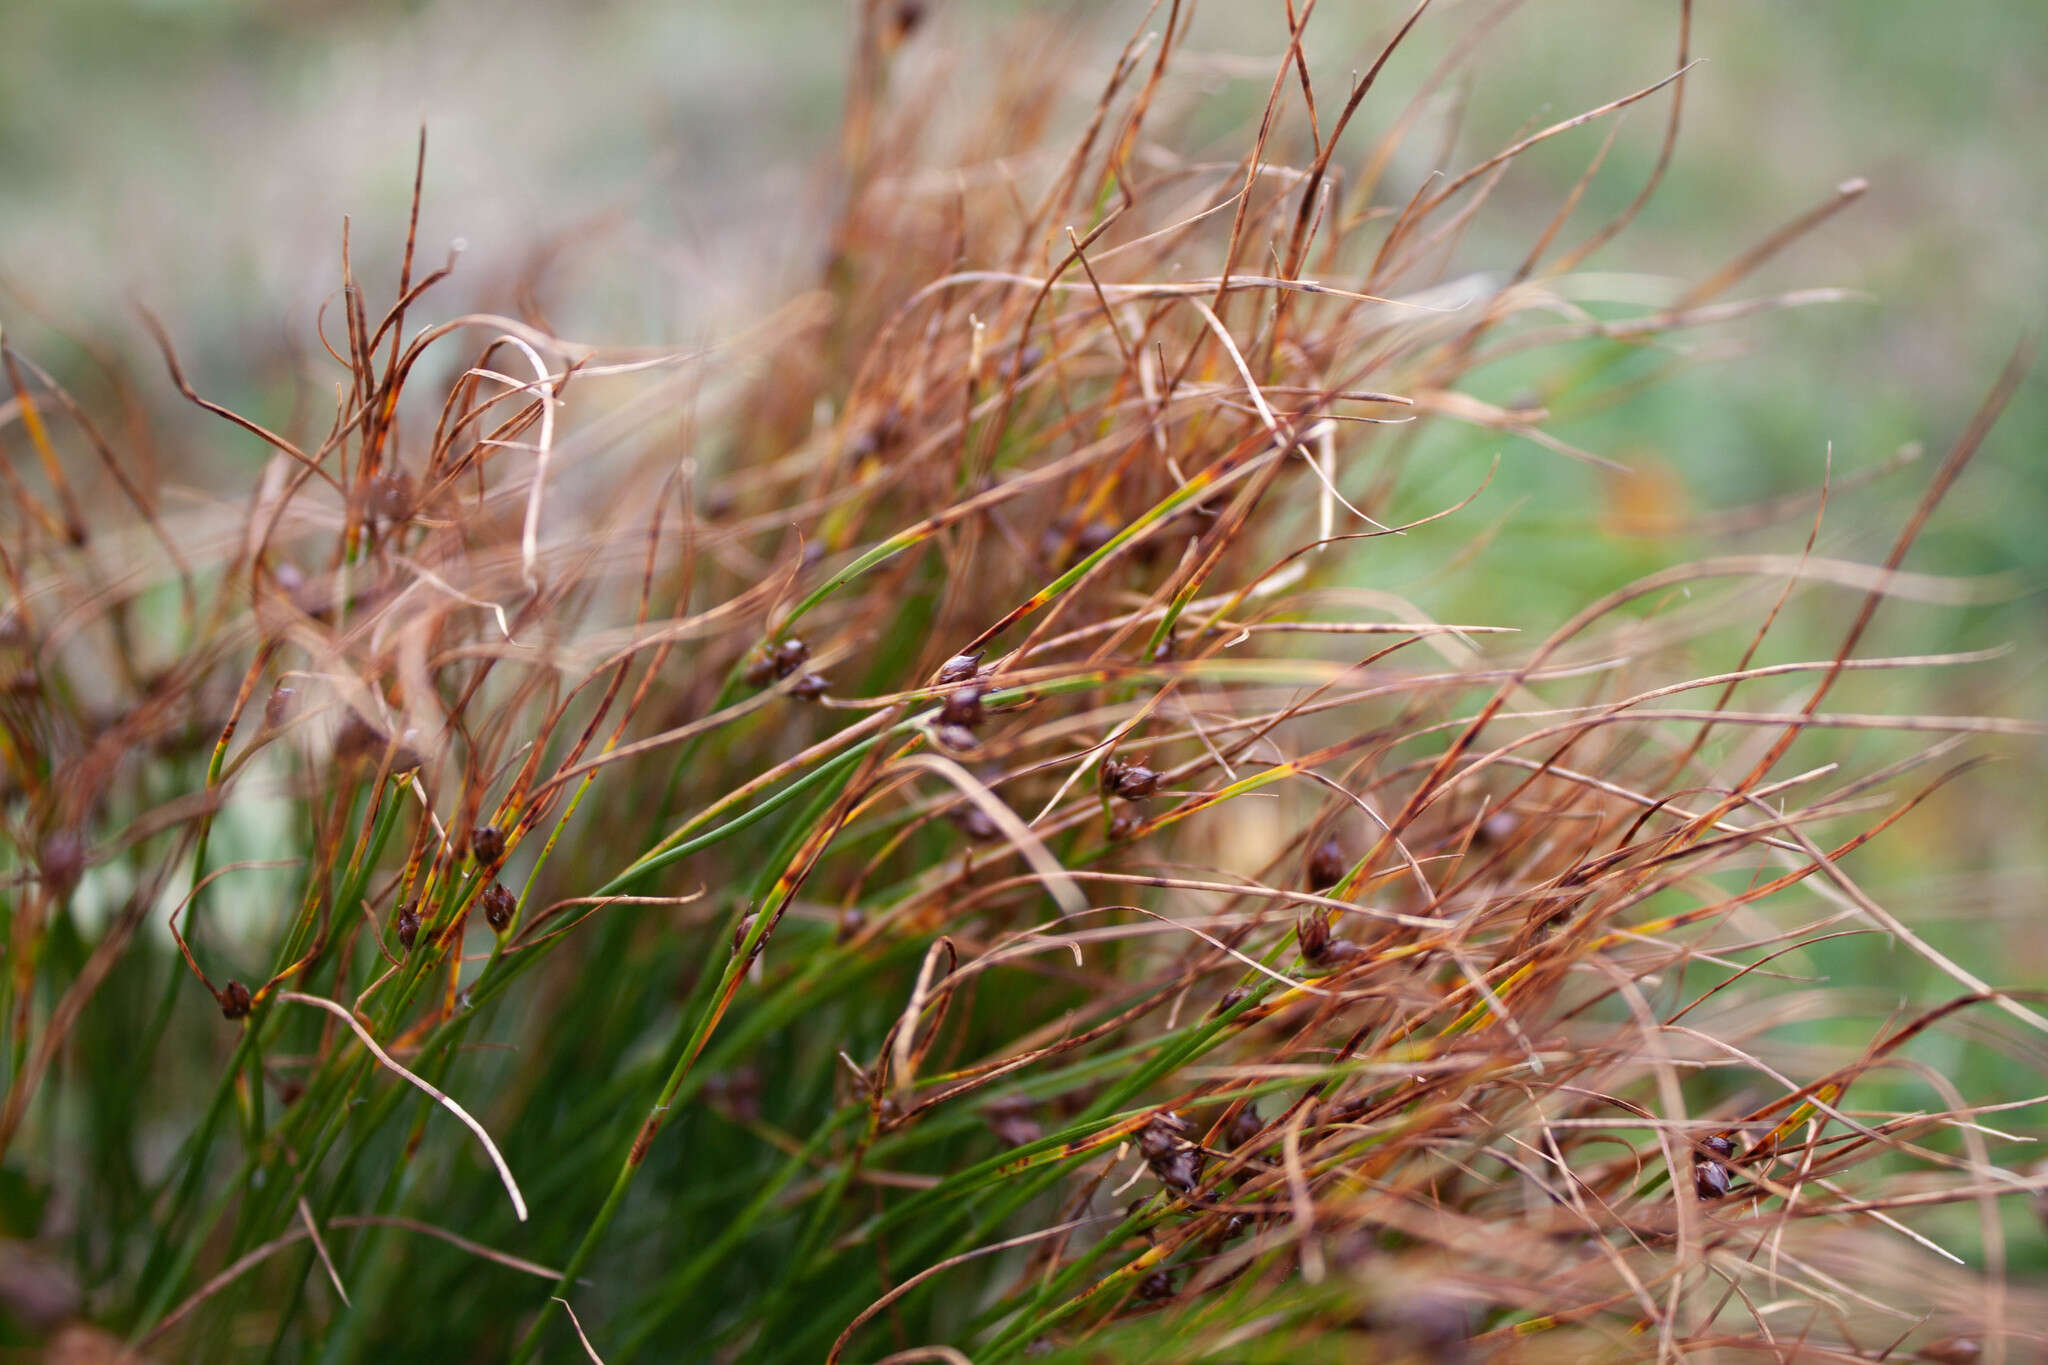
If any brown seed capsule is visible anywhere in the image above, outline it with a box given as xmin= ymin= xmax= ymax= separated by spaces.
xmin=1917 ymin=1335 xmax=1984 ymax=1364
xmin=1306 ymin=837 xmax=1348 ymax=890
xmin=771 ymin=637 xmax=810 ymax=679
xmin=741 ymin=650 xmax=778 ymax=688
xmin=264 ymin=683 xmax=296 ymax=729
xmin=732 ymin=913 xmax=760 ymax=956
xmin=1478 ymin=810 xmax=1520 ymax=846
xmin=933 ymin=722 xmax=980 ymax=753
xmin=935 ymin=651 xmax=983 ymax=685
xmin=1137 ymin=1269 xmax=1174 ymax=1301
xmin=1213 ymin=986 xmax=1249 ymax=1018
xmin=1100 ymin=757 xmax=1159 ymax=801
xmin=332 ymin=712 xmax=386 ymax=764
xmin=481 ymin=883 xmax=516 ymax=933
xmin=395 ymin=902 xmax=421 ymax=950
xmin=1701 ymin=1133 xmax=1734 ymax=1160
xmin=1322 ymin=938 xmax=1365 ymax=965
xmin=789 ymin=672 xmax=829 ymax=701
xmin=219 ymin=980 xmax=253 ymax=1021
xmin=1158 ymin=1147 xmax=1204 ymax=1194
xmin=1108 ymin=811 xmax=1140 ymax=840
xmin=470 ymin=824 xmax=506 ymax=867
xmin=948 ymin=805 xmax=999 ymax=841
xmin=38 ymin=831 xmax=85 ymax=896
xmin=1228 ymin=1105 xmax=1263 ymax=1148
xmin=835 ymin=909 xmax=867 ymax=945
xmin=938 ymin=685 xmax=984 ymax=729
xmin=1296 ymin=912 xmax=1333 ymax=965
xmin=1148 ymin=632 xmax=1178 ymax=664
xmin=1139 ymin=1111 xmax=1190 ymax=1162
xmin=1693 ymin=1159 xmax=1731 ymax=1201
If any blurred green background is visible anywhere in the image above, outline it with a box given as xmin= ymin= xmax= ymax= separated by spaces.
xmin=2 ymin=0 xmax=2043 ymax=1277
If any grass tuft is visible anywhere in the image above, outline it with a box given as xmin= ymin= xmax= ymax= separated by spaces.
xmin=0 ymin=4 xmax=2040 ymax=1361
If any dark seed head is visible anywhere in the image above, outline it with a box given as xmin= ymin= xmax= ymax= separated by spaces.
xmin=938 ymin=685 xmax=984 ymax=729
xmin=771 ymin=637 xmax=810 ymax=679
xmin=481 ymin=883 xmax=516 ymax=933
xmin=219 ymin=980 xmax=253 ymax=1020
xmin=1137 ymin=1269 xmax=1174 ymax=1301
xmin=1296 ymin=912 xmax=1333 ymax=965
xmin=1101 ymin=757 xmax=1159 ymax=801
xmin=1108 ymin=811 xmax=1140 ymax=840
xmin=789 ymin=672 xmax=829 ymax=701
xmin=1322 ymin=938 xmax=1364 ymax=965
xmin=264 ymin=684 xmax=296 ymax=730
xmin=948 ymin=805 xmax=999 ymax=841
xmin=732 ymin=913 xmax=759 ymax=955
xmin=1917 ymin=1335 xmax=1984 ymax=1364
xmin=835 ymin=909 xmax=867 ymax=945
xmin=1155 ymin=1147 xmax=1203 ymax=1194
xmin=395 ymin=902 xmax=421 ymax=950
xmin=1213 ymin=986 xmax=1249 ymax=1018
xmin=1693 ymin=1160 xmax=1731 ymax=1201
xmin=742 ymin=650 xmax=778 ymax=688
xmin=933 ymin=722 xmax=980 ymax=753
xmin=1307 ymin=837 xmax=1348 ymax=890
xmin=470 ymin=824 xmax=506 ymax=867
xmin=1701 ymin=1133 xmax=1734 ymax=1160
xmin=1228 ymin=1106 xmax=1263 ymax=1148
xmin=935 ymin=651 xmax=983 ymax=685
xmin=332 ymin=712 xmax=386 ymax=764
xmin=1139 ymin=1112 xmax=1189 ymax=1162
xmin=38 ymin=831 xmax=85 ymax=896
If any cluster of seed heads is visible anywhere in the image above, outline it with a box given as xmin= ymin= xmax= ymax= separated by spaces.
xmin=1139 ymin=1111 xmax=1204 ymax=1195
xmin=1694 ymin=1133 xmax=1735 ymax=1201
xmin=1295 ymin=912 xmax=1364 ymax=968
xmin=742 ymin=637 xmax=813 ymax=690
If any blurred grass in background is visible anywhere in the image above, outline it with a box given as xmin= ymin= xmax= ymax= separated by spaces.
xmin=2 ymin=0 xmax=2043 ymax=1316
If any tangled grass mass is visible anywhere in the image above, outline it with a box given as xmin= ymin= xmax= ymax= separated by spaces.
xmin=0 ymin=2 xmax=2042 ymax=1360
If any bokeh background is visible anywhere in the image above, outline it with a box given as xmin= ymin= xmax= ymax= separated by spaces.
xmin=3 ymin=0 xmax=2044 ymax=1275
